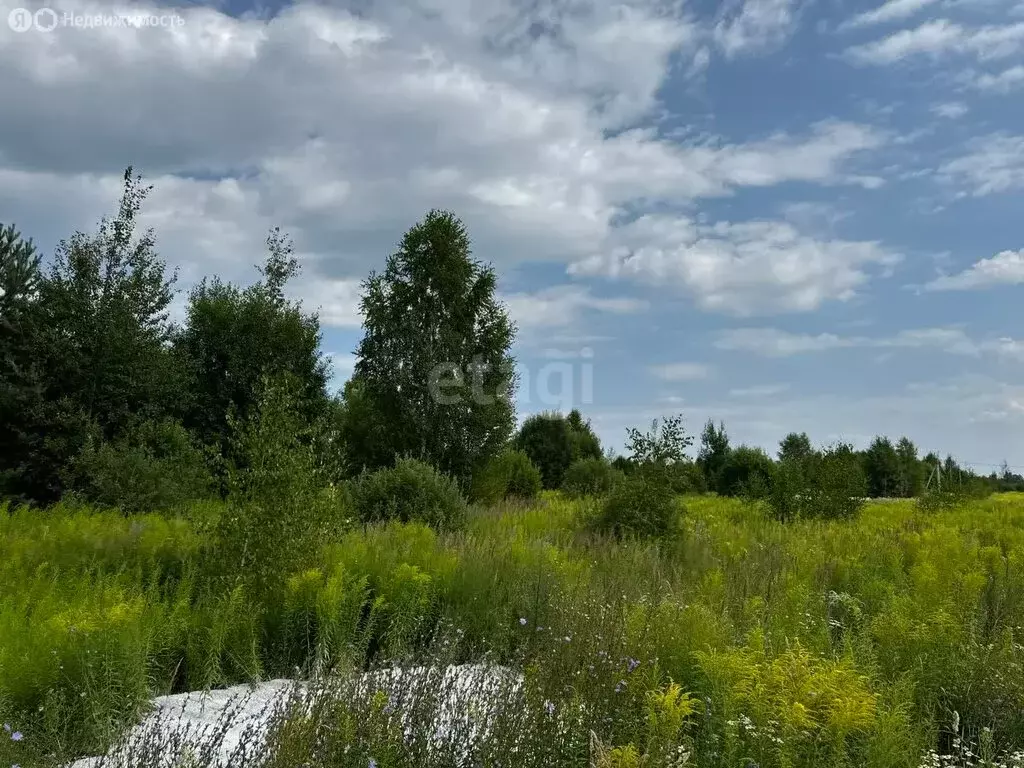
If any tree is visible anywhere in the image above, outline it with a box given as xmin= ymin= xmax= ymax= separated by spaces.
xmin=719 ymin=445 xmax=774 ymax=498
xmin=175 ymin=228 xmax=330 ymax=469
xmin=895 ymin=437 xmax=925 ymax=497
xmin=778 ymin=432 xmax=813 ymax=464
xmin=353 ymin=210 xmax=516 ymax=484
xmin=626 ymin=414 xmax=694 ymax=470
xmin=515 ymin=409 xmax=602 ymax=489
xmin=863 ymin=436 xmax=901 ymax=498
xmin=0 ymin=223 xmax=44 ymax=500
xmin=3 ymin=169 xmax=185 ymax=502
xmin=697 ymin=420 xmax=731 ymax=493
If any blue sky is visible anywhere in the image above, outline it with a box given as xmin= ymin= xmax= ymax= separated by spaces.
xmin=1 ymin=0 xmax=1022 ymax=467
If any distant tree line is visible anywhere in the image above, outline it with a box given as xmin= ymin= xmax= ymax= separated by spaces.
xmin=0 ymin=168 xmax=1015 ymax=518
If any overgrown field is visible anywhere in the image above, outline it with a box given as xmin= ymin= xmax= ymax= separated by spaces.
xmin=4 ymin=494 xmax=1024 ymax=768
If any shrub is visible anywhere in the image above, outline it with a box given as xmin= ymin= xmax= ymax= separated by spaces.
xmin=593 ymin=469 xmax=679 ymax=539
xmin=471 ymin=451 xmax=542 ymax=504
xmin=718 ymin=445 xmax=775 ymax=499
xmin=664 ymin=460 xmax=706 ymax=494
xmin=561 ymin=458 xmax=622 ymax=498
xmin=352 ymin=458 xmax=468 ymax=531
xmin=515 ymin=411 xmax=602 ymax=490
xmin=65 ymin=418 xmax=213 ymax=513
xmin=768 ymin=442 xmax=865 ymax=521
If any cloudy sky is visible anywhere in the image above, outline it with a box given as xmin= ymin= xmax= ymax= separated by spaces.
xmin=1 ymin=0 xmax=1022 ymax=467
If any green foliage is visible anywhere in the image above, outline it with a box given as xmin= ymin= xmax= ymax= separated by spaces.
xmin=627 ymin=414 xmax=694 ymax=467
xmin=471 ymin=450 xmax=543 ymax=504
xmin=2 ymin=169 xmax=185 ymax=503
xmin=215 ymin=373 xmax=338 ymax=594
xmin=718 ymin=445 xmax=774 ymax=499
xmin=514 ymin=409 xmax=603 ymax=490
xmin=64 ymin=418 xmax=214 ymax=513
xmin=352 ymin=210 xmax=517 ymax=486
xmin=351 ymin=458 xmax=469 ymax=531
xmin=594 ymin=469 xmax=680 ymax=539
xmin=175 ymin=228 xmax=330 ymax=473
xmin=769 ymin=442 xmax=867 ymax=521
xmin=561 ymin=457 xmax=623 ymax=498
xmin=864 ymin=436 xmax=902 ymax=498
xmin=697 ymin=419 xmax=731 ymax=493
xmin=778 ymin=431 xmax=813 ymax=463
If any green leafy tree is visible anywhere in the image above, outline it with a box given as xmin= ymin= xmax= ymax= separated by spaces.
xmin=353 ymin=210 xmax=517 ymax=484
xmin=719 ymin=445 xmax=775 ymax=499
xmin=175 ymin=228 xmax=330 ymax=473
xmin=778 ymin=432 xmax=813 ymax=464
xmin=627 ymin=414 xmax=694 ymax=466
xmin=895 ymin=436 xmax=925 ymax=497
xmin=863 ymin=436 xmax=902 ymax=498
xmin=697 ymin=420 xmax=731 ymax=493
xmin=4 ymin=169 xmax=184 ymax=502
xmin=515 ymin=410 xmax=601 ymax=489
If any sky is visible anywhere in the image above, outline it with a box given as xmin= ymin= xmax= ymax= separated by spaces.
xmin=1 ymin=0 xmax=1022 ymax=468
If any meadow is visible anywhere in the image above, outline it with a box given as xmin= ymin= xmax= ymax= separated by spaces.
xmin=4 ymin=492 xmax=1024 ymax=768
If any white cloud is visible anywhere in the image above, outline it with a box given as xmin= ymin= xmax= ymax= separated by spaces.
xmin=0 ymin=0 xmax=892 ymax=322
xmin=846 ymin=20 xmax=1024 ymax=65
xmin=502 ymin=285 xmax=647 ymax=331
xmin=714 ymin=0 xmax=800 ymax=58
xmin=570 ymin=214 xmax=899 ymax=315
xmin=715 ymin=326 xmax=1024 ymax=360
xmin=924 ymin=249 xmax=1024 ymax=291
xmin=728 ymin=383 xmax=791 ymax=397
xmin=842 ymin=0 xmax=939 ymax=30
xmin=649 ymin=362 xmax=714 ymax=381
xmin=973 ymin=65 xmax=1024 ymax=92
xmin=939 ymin=133 xmax=1024 ymax=196
xmin=931 ymin=102 xmax=969 ymax=119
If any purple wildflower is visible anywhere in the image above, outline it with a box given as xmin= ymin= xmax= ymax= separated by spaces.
xmin=11 ymin=731 xmax=23 ymax=742
xmin=626 ymin=658 xmax=640 ymax=673
xmin=615 ymin=680 xmax=627 ymax=693
xmin=519 ymin=617 xmax=527 ymax=626
xmin=369 ymin=759 xmax=378 ymax=768
xmin=544 ymin=700 xmax=556 ymax=717
xmin=2 ymin=724 xmax=9 ymax=733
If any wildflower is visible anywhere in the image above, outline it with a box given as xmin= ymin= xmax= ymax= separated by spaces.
xmin=626 ymin=658 xmax=640 ymax=673
xmin=10 ymin=731 xmax=23 ymax=742
xmin=544 ymin=700 xmax=555 ymax=717
xmin=2 ymin=725 xmax=9 ymax=733
xmin=369 ymin=759 xmax=377 ymax=768
xmin=615 ymin=680 xmax=627 ymax=693
xmin=519 ymin=618 xmax=527 ymax=626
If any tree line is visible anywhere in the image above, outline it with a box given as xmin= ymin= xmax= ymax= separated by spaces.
xmin=0 ymin=169 xmax=1017 ymax=515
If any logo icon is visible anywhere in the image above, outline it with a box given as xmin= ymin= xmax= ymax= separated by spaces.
xmin=7 ymin=7 xmax=33 ymax=31
xmin=34 ymin=7 xmax=57 ymax=30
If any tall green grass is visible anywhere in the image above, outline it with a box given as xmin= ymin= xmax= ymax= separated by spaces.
xmin=4 ymin=494 xmax=1024 ymax=766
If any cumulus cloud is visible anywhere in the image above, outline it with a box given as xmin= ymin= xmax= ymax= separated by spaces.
xmin=569 ymin=214 xmax=899 ymax=315
xmin=931 ymin=102 xmax=969 ymax=119
xmin=924 ymin=249 xmax=1024 ymax=291
xmin=973 ymin=65 xmax=1024 ymax=92
xmin=501 ymin=285 xmax=648 ymax=331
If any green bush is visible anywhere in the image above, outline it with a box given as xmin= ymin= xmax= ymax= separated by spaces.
xmin=593 ymin=469 xmax=679 ymax=539
xmin=768 ymin=443 xmax=865 ymax=521
xmin=352 ymin=458 xmax=468 ymax=531
xmin=719 ymin=445 xmax=775 ymax=499
xmin=64 ymin=418 xmax=213 ymax=513
xmin=561 ymin=458 xmax=622 ymax=498
xmin=471 ymin=450 xmax=543 ymax=504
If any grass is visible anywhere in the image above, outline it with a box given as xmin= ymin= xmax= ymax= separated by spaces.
xmin=4 ymin=492 xmax=1024 ymax=766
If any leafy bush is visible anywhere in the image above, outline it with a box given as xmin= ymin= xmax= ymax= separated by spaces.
xmin=664 ymin=460 xmax=706 ymax=494
xmin=65 ymin=418 xmax=213 ymax=513
xmin=561 ymin=458 xmax=622 ymax=498
xmin=515 ymin=411 xmax=602 ymax=490
xmin=352 ymin=458 xmax=468 ymax=531
xmin=768 ymin=442 xmax=865 ymax=521
xmin=471 ymin=450 xmax=542 ymax=504
xmin=718 ymin=445 xmax=775 ymax=499
xmin=593 ymin=469 xmax=679 ymax=539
